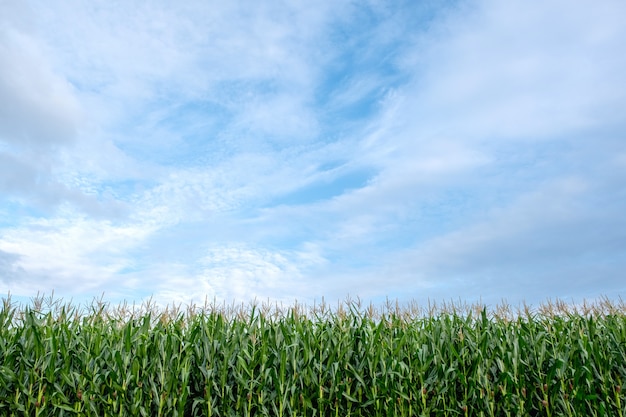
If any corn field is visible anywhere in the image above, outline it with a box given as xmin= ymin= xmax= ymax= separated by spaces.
xmin=0 ymin=295 xmax=625 ymax=416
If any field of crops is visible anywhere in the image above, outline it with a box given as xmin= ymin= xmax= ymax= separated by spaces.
xmin=0 ymin=295 xmax=624 ymax=416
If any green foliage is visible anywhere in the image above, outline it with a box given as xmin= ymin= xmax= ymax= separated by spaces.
xmin=0 ymin=295 xmax=624 ymax=416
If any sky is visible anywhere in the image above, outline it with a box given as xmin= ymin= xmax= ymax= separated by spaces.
xmin=1 ymin=0 xmax=625 ymax=309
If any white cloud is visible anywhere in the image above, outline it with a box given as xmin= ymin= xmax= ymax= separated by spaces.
xmin=374 ymin=175 xmax=626 ymax=301
xmin=0 ymin=215 xmax=155 ymax=296
xmin=0 ymin=25 xmax=80 ymax=148
xmin=28 ymin=1 xmax=342 ymax=106
xmin=402 ymin=0 xmax=626 ymax=141
xmin=0 ymin=249 xmax=25 ymax=284
xmin=140 ymin=244 xmax=328 ymax=305
xmin=0 ymin=150 xmax=129 ymax=217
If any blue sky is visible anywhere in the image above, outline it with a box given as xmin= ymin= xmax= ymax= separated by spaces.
xmin=1 ymin=0 xmax=625 ymax=308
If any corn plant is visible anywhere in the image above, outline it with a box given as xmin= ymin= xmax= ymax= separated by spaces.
xmin=0 ymin=294 xmax=624 ymax=416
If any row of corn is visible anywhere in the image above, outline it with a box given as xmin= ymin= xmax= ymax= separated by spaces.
xmin=0 ymin=296 xmax=624 ymax=416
